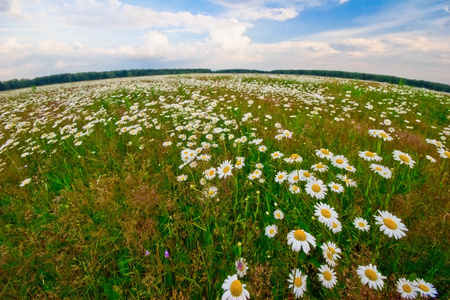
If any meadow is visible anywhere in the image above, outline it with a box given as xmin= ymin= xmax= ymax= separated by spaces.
xmin=0 ymin=74 xmax=448 ymax=299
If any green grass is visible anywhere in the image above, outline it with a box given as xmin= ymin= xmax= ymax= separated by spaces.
xmin=0 ymin=74 xmax=448 ymax=299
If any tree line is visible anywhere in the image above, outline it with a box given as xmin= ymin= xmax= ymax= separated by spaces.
xmin=1 ymin=68 xmax=449 ymax=93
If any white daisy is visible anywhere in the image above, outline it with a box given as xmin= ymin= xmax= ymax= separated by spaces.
xmin=336 ymin=174 xmax=357 ymax=187
xmin=396 ymin=278 xmax=418 ymax=299
xmin=19 ymin=178 xmax=31 ymax=187
xmin=437 ymin=148 xmax=450 ymax=159
xmin=426 ymin=155 xmax=436 ymax=163
xmin=289 ymin=184 xmax=301 ymax=194
xmin=258 ymin=145 xmax=267 ymax=152
xmin=353 ymin=217 xmax=370 ymax=232
xmin=375 ymin=210 xmax=408 ymax=239
xmin=414 ymin=278 xmax=438 ymax=298
xmin=221 ymin=274 xmax=250 ymax=300
xmin=283 ymin=130 xmax=293 ymax=139
xmin=356 ymin=264 xmax=386 ymax=290
xmin=205 ymin=186 xmax=218 ymax=198
xmin=370 ymin=164 xmax=392 ymax=179
xmin=358 ymin=150 xmax=382 ymax=162
xmin=299 ymin=170 xmax=315 ymax=182
xmin=204 ymin=167 xmax=217 ymax=180
xmin=344 ymin=165 xmax=356 ymax=173
xmin=305 ymin=179 xmax=327 ymax=200
xmin=287 ymin=229 xmax=316 ymax=254
xmin=314 ymin=203 xmax=339 ymax=228
xmin=287 ymin=269 xmax=307 ymax=298
xmin=274 ymin=171 xmax=288 ymax=183
xmin=288 ymin=170 xmax=301 ymax=184
xmin=265 ymin=225 xmax=278 ymax=238
xmin=198 ymin=154 xmax=211 ymax=161
xmin=329 ymin=220 xmax=342 ymax=233
xmin=217 ymin=160 xmax=233 ymax=179
xmin=284 ymin=153 xmax=302 ymax=164
xmin=318 ymin=265 xmax=338 ymax=289
xmin=311 ymin=162 xmax=328 ymax=173
xmin=235 ymin=157 xmax=245 ymax=169
xmin=328 ymin=182 xmax=344 ymax=193
xmin=274 ymin=209 xmax=284 ymax=220
xmin=369 ymin=129 xmax=393 ymax=141
xmin=321 ymin=241 xmax=342 ymax=267
xmin=393 ymin=150 xmax=415 ymax=168
xmin=177 ymin=174 xmax=187 ymax=182
xmin=235 ymin=258 xmax=249 ymax=278
xmin=270 ymin=151 xmax=284 ymax=159
xmin=316 ymin=148 xmax=334 ymax=160
xmin=331 ymin=155 xmax=349 ymax=169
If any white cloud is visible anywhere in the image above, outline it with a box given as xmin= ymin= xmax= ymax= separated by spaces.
xmin=0 ymin=0 xmax=29 ymax=19
xmin=208 ymin=19 xmax=251 ymax=52
xmin=0 ymin=37 xmax=32 ymax=54
xmin=37 ymin=40 xmax=82 ymax=55
xmin=140 ymin=30 xmax=169 ymax=57
xmin=226 ymin=7 xmax=298 ymax=21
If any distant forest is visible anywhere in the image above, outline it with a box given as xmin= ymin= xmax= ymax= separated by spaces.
xmin=1 ymin=68 xmax=449 ymax=93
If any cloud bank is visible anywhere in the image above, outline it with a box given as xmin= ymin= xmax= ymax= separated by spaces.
xmin=0 ymin=0 xmax=449 ymax=84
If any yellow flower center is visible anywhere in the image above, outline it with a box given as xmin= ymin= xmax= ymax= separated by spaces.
xmin=311 ymin=184 xmax=321 ymax=193
xmin=290 ymin=154 xmax=299 ymax=160
xmin=236 ymin=161 xmax=242 ymax=166
xmin=316 ymin=163 xmax=324 ymax=168
xmin=418 ymin=284 xmax=429 ymax=292
xmin=358 ymin=222 xmax=365 ymax=227
xmin=403 ymin=284 xmax=412 ymax=293
xmin=346 ymin=166 xmax=353 ymax=170
xmin=329 ymin=247 xmax=335 ymax=254
xmin=375 ymin=167 xmax=382 ymax=171
xmin=335 ymin=158 xmax=344 ymax=164
xmin=208 ymin=170 xmax=215 ymax=176
xmin=444 ymin=151 xmax=450 ymax=158
xmin=365 ymin=269 xmax=378 ymax=281
xmin=292 ymin=186 xmax=299 ymax=191
xmin=269 ymin=229 xmax=274 ymax=234
xmin=398 ymin=154 xmax=410 ymax=163
xmin=323 ymin=271 xmax=332 ymax=281
xmin=332 ymin=222 xmax=338 ymax=228
xmin=223 ymin=166 xmax=230 ymax=174
xmin=383 ymin=218 xmax=398 ymax=230
xmin=326 ymin=251 xmax=333 ymax=260
xmin=293 ymin=175 xmax=299 ymax=181
xmin=365 ymin=151 xmax=375 ymax=157
xmin=303 ymin=171 xmax=311 ymax=177
xmin=278 ymin=174 xmax=284 ymax=180
xmin=379 ymin=132 xmax=388 ymax=138
xmin=208 ymin=190 xmax=214 ymax=195
xmin=230 ymin=280 xmax=243 ymax=296
xmin=332 ymin=185 xmax=339 ymax=190
xmin=321 ymin=209 xmax=331 ymax=218
xmin=294 ymin=229 xmax=307 ymax=241
xmin=321 ymin=149 xmax=330 ymax=155
xmin=294 ymin=277 xmax=303 ymax=287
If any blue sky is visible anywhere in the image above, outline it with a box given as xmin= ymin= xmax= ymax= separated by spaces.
xmin=1 ymin=0 xmax=449 ymax=84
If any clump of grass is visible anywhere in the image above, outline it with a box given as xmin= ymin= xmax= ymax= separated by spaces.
xmin=0 ymin=74 xmax=448 ymax=299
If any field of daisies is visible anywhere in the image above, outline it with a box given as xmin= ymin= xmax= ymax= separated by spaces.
xmin=0 ymin=74 xmax=448 ymax=299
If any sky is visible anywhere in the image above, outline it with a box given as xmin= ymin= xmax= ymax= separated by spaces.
xmin=1 ymin=0 xmax=449 ymax=84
